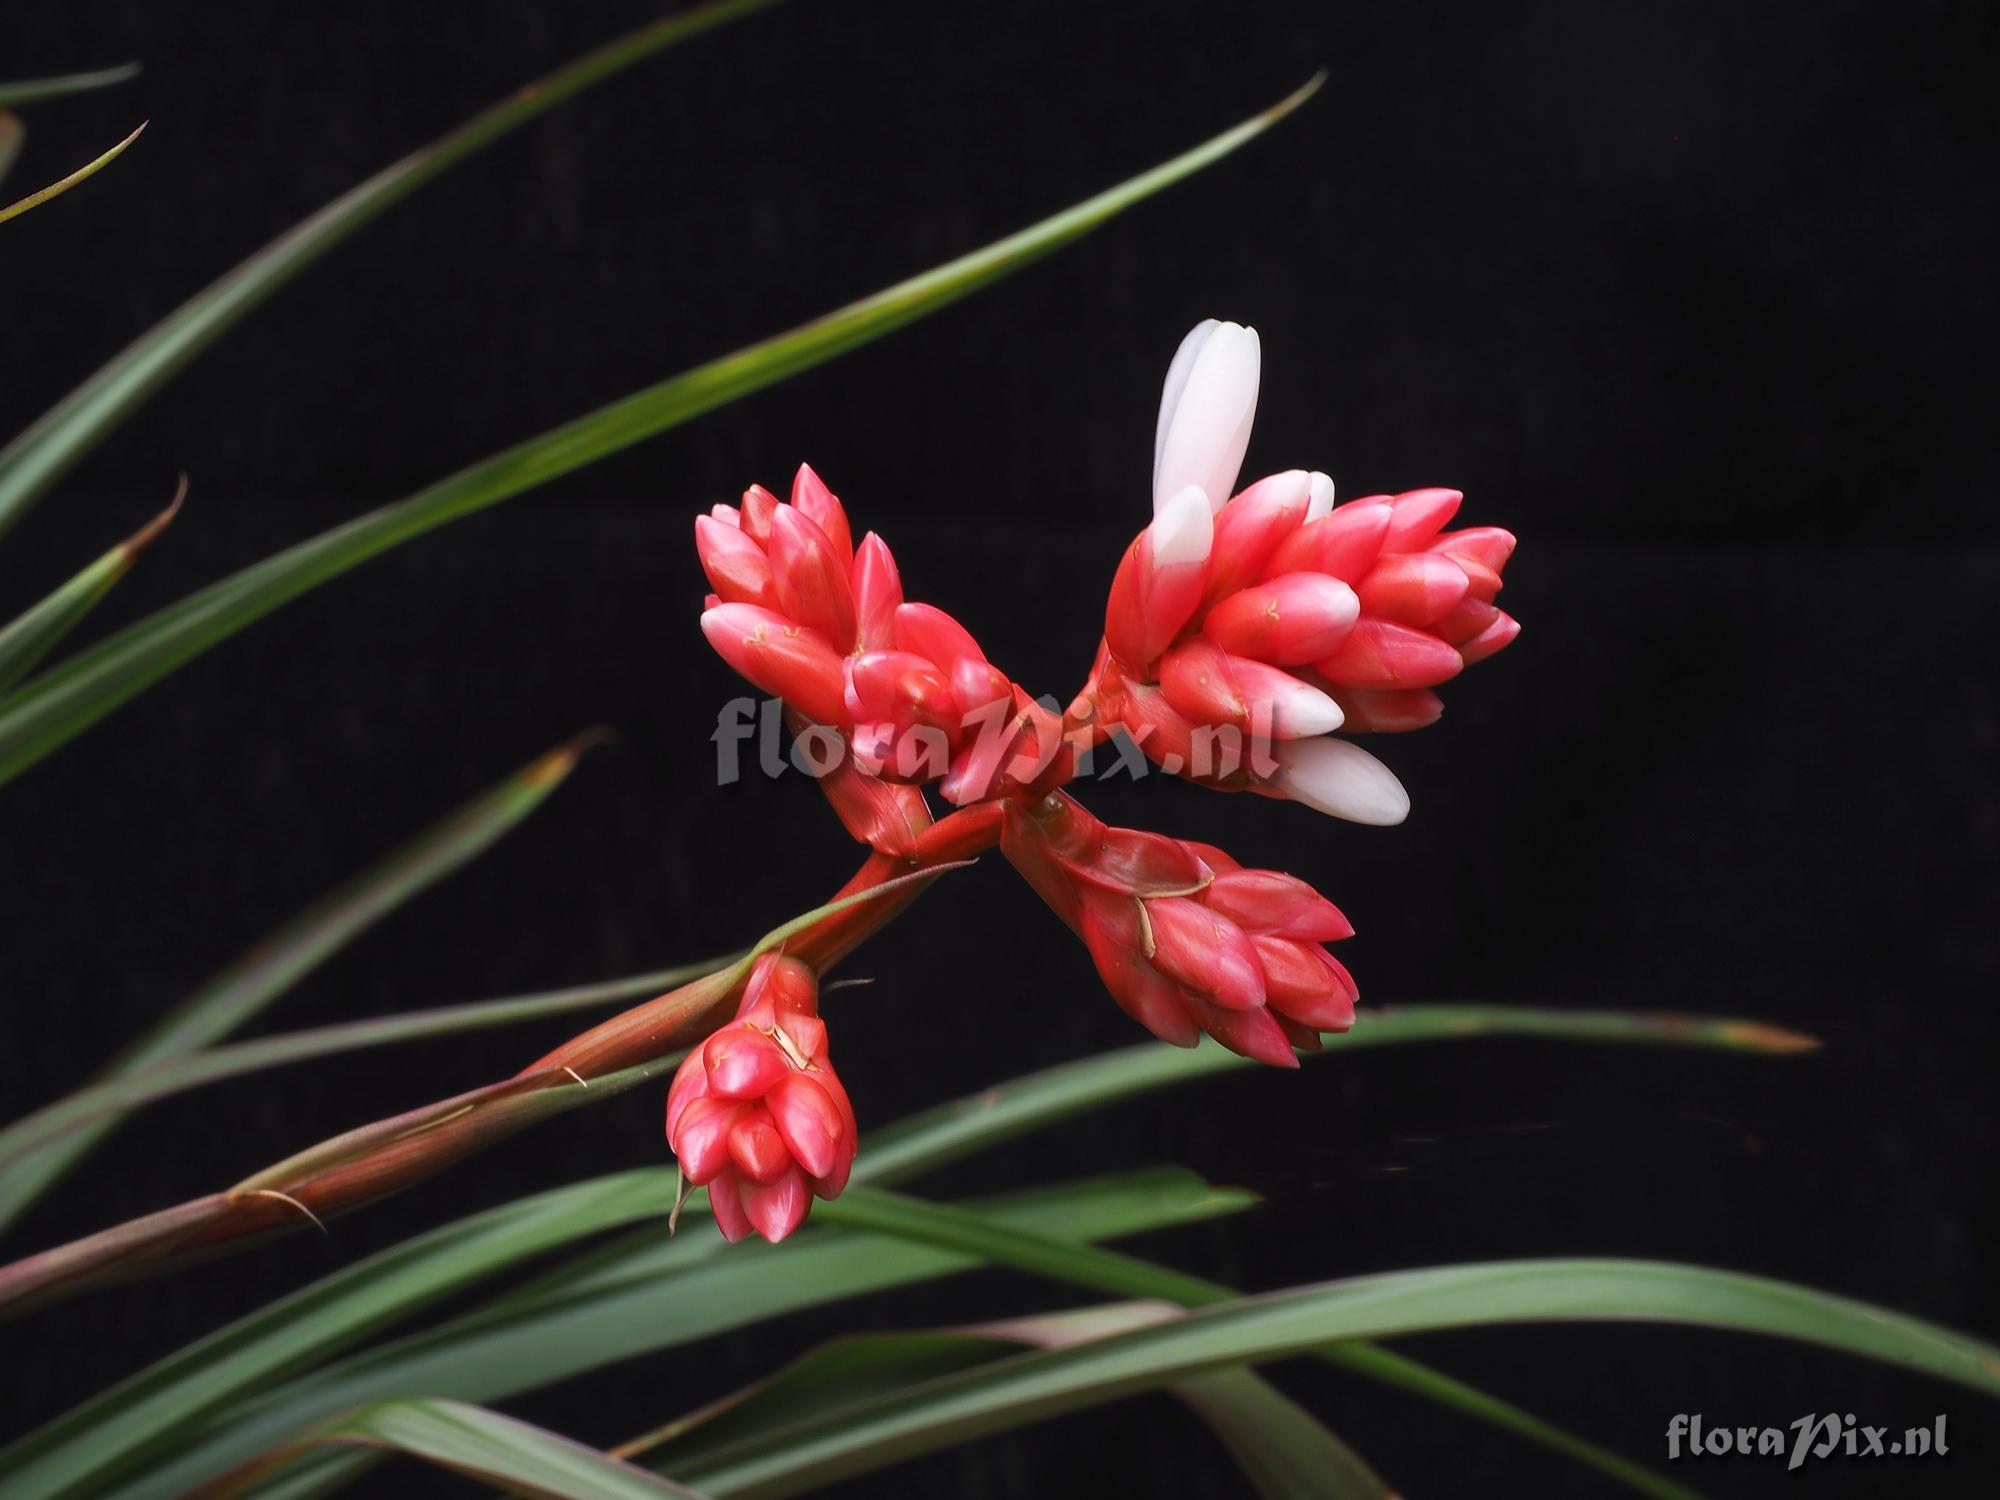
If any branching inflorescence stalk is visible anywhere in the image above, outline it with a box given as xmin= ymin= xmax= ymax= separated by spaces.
xmin=0 ymin=805 xmax=1003 ymax=1319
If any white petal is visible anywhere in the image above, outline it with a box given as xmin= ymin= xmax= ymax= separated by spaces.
xmin=1153 ymin=320 xmax=1220 ymax=495
xmin=1232 ymin=659 xmax=1345 ymax=738
xmin=1149 ymin=484 xmax=1214 ymax=568
xmin=1154 ymin=321 xmax=1260 ymax=514
xmin=1306 ymin=470 xmax=1337 ymax=521
xmin=1269 ymin=682 xmax=1345 ymax=738
xmin=1273 ymin=737 xmax=1410 ymax=825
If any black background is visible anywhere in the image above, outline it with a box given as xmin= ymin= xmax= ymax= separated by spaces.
xmin=4 ymin=2 xmax=1997 ymax=1495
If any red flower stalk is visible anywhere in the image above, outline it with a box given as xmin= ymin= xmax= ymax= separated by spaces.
xmin=664 ymin=952 xmax=856 ymax=1244
xmin=1002 ymin=789 xmax=1356 ymax=1067
xmin=1088 ymin=319 xmax=1518 ymax=824
xmin=698 ymin=464 xmax=1066 ymax=807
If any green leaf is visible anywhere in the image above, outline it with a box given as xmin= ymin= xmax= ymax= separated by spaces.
xmin=1146 ymin=1364 xmax=1392 ymax=1500
xmin=10 ymin=1004 xmax=1795 ymax=1500
xmin=0 ymin=956 xmax=737 ymax=1175
xmin=0 ymin=477 xmax=183 ymax=693
xmin=0 ymin=861 xmax=963 ymax=1321
xmin=20 ymin=1170 xmax=1245 ymax=1500
xmin=633 ymin=1309 xmax=1392 ymax=1500
xmin=670 ymin=1259 xmax=2000 ymax=1499
xmin=0 ymin=76 xmax=1325 ymax=786
xmin=0 ymin=4 xmax=781 ymax=539
xmin=619 ymin=1332 xmax=1009 ymax=1471
xmin=860 ymin=1002 xmax=1817 ymax=1187
xmin=0 ymin=63 xmax=141 ymax=109
xmin=237 ymin=1398 xmax=708 ymax=1500
xmin=816 ymin=1187 xmax=1707 ymax=1500
xmin=0 ymin=733 xmax=598 ymax=1235
xmin=0 ymin=120 xmax=144 ymax=227
xmin=975 ymin=1305 xmax=1392 ymax=1500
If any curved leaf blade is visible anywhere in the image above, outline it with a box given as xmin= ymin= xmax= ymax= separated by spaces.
xmin=984 ymin=1305 xmax=1393 ymax=1500
xmin=818 ymin=1187 xmax=1707 ymax=1500
xmin=0 ymin=63 xmax=141 ymax=110
xmin=861 ymin=1002 xmax=1817 ymax=1186
xmin=235 ymin=1398 xmax=708 ymax=1500
xmin=0 ymin=477 xmax=183 ymax=694
xmin=0 ymin=76 xmax=1325 ymax=786
xmin=0 ymin=733 xmax=599 ymax=1234
xmin=29 ymin=1170 xmax=1245 ymax=1500
xmin=0 ymin=956 xmax=739 ymax=1171
xmin=673 ymin=1260 xmax=2000 ymax=1498
xmin=631 ymin=1311 xmax=1392 ymax=1500
xmin=0 ymin=120 xmax=143 ymax=227
xmin=0 ymin=3 xmax=783 ymax=538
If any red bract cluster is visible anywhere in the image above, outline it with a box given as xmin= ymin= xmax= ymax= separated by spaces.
xmin=1084 ymin=323 xmax=1516 ymax=826
xmin=1097 ymin=479 xmax=1517 ymax=756
xmin=1003 ymin=790 xmax=1355 ymax=1066
xmin=682 ymin=317 xmax=1521 ymax=1240
xmin=698 ymin=467 xmax=1068 ymax=808
xmin=664 ymin=953 xmax=855 ymax=1244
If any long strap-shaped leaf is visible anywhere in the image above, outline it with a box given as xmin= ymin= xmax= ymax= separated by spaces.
xmin=6 ymin=1169 xmax=1245 ymax=1500
xmin=0 ymin=733 xmax=598 ymax=1235
xmin=858 ymin=1002 xmax=1816 ymax=1185
xmin=818 ymin=1188 xmax=1708 ymax=1500
xmin=0 ymin=477 xmax=183 ymax=692
xmin=668 ymin=1258 xmax=2000 ymax=1499
xmin=17 ymin=1005 xmax=1801 ymax=1500
xmin=626 ymin=1306 xmax=1394 ymax=1500
xmin=0 ymin=77 xmax=1323 ymax=787
xmin=0 ymin=955 xmax=739 ymax=1171
xmin=0 ymin=64 xmax=141 ymax=110
xmin=225 ymin=1398 xmax=710 ymax=1500
xmin=0 ymin=121 xmax=143 ymax=227
xmin=0 ymin=3 xmax=782 ymax=538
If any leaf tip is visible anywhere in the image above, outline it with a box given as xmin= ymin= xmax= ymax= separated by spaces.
xmin=119 ymin=471 xmax=188 ymax=560
xmin=1721 ymin=1020 xmax=1823 ymax=1055
xmin=531 ymin=726 xmax=620 ymax=786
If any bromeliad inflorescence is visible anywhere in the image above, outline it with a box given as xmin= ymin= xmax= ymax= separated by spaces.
xmin=688 ymin=318 xmax=1519 ymax=1240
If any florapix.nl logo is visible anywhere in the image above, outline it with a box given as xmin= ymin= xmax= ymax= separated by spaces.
xmin=711 ymin=693 xmax=1282 ymax=788
xmin=1666 ymin=1413 xmax=1950 ymax=1472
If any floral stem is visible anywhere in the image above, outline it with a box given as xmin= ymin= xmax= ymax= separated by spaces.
xmin=0 ymin=805 xmax=1003 ymax=1320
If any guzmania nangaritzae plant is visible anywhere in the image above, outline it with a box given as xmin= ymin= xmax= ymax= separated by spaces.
xmin=693 ymin=316 xmax=1519 ymax=1138
xmin=4 ymin=13 xmax=1998 ymax=1500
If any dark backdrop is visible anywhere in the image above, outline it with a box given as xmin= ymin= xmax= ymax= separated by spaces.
xmin=4 ymin=2 xmax=1996 ymax=1495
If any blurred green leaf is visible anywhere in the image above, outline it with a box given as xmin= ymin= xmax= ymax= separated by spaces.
xmin=0 ymin=63 xmax=141 ymax=109
xmin=0 ymin=3 xmax=782 ymax=538
xmin=671 ymin=1258 xmax=2000 ymax=1498
xmin=633 ymin=1308 xmax=1393 ymax=1500
xmin=0 ymin=76 xmax=1324 ymax=786
xmin=0 ymin=120 xmax=144 ymax=227
xmin=0 ymin=733 xmax=599 ymax=1235
xmin=229 ymin=1398 xmax=708 ymax=1500
xmin=0 ymin=955 xmax=737 ymax=1173
xmin=0 ymin=113 xmax=22 ymax=187
xmin=0 ymin=477 xmax=183 ymax=693
xmin=17 ymin=1169 xmax=1244 ymax=1500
